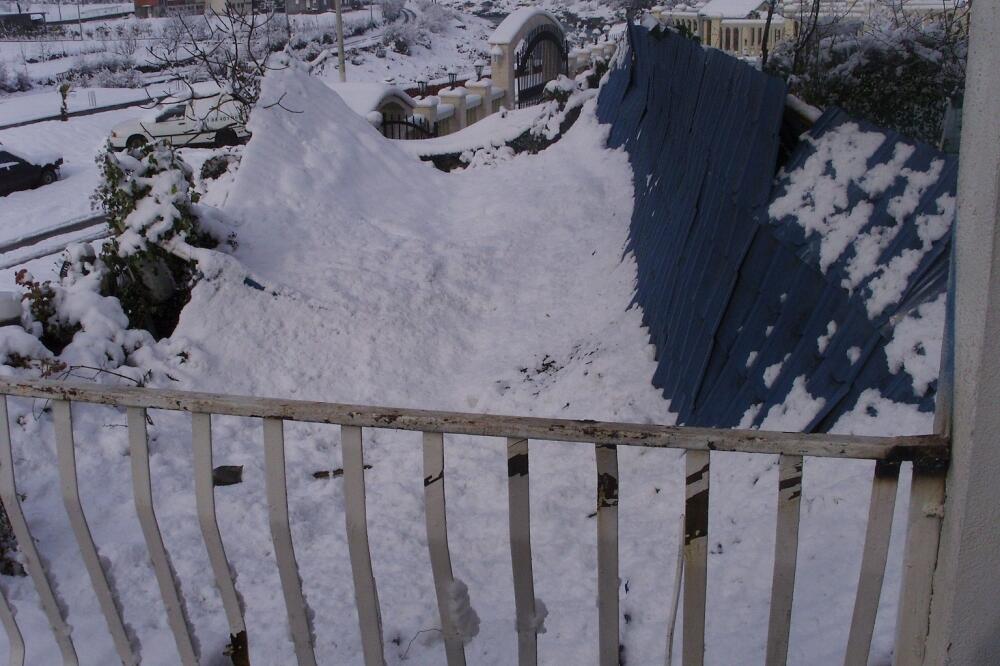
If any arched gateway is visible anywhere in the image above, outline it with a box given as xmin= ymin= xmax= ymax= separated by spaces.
xmin=488 ymin=9 xmax=569 ymax=109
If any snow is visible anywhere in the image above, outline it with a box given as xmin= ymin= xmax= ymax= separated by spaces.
xmin=699 ymin=0 xmax=767 ymax=18
xmin=0 ymin=86 xmax=167 ymax=127
xmin=326 ymin=81 xmax=416 ymax=116
xmin=0 ymin=108 xmax=138 ymax=241
xmin=884 ymin=291 xmax=945 ymax=397
xmin=0 ymin=12 xmax=949 ymax=665
xmin=488 ymin=8 xmax=560 ymax=44
xmin=770 ymin=120 xmax=955 ymax=319
xmin=398 ymin=105 xmax=542 ymax=157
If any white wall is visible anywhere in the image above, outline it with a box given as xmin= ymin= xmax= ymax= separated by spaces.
xmin=924 ymin=1 xmax=1000 ymax=662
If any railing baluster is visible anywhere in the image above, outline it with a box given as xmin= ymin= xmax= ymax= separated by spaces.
xmin=341 ymin=425 xmax=385 ymax=666
xmin=506 ymin=437 xmax=537 ymax=666
xmin=191 ymin=413 xmax=247 ymax=663
xmin=53 ymin=400 xmax=137 ymax=665
xmin=893 ymin=465 xmax=946 ymax=665
xmin=262 ymin=417 xmax=317 ymax=666
xmin=126 ymin=407 xmax=199 ymax=665
xmin=0 ymin=582 xmax=25 ymax=666
xmin=765 ymin=454 xmax=803 ymax=665
xmin=0 ymin=396 xmax=78 ymax=665
xmin=683 ymin=450 xmax=710 ymax=666
xmin=595 ymin=444 xmax=620 ymax=666
xmin=844 ymin=459 xmax=901 ymax=666
xmin=422 ymin=431 xmax=466 ymax=666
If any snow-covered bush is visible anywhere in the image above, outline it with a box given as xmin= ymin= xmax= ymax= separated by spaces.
xmin=4 ymin=143 xmax=229 ymax=381
xmin=91 ymin=142 xmax=222 ymax=337
xmin=382 ymin=21 xmax=427 ymax=55
xmin=0 ymin=61 xmax=32 ymax=94
xmin=767 ymin=12 xmax=967 ymax=144
xmin=416 ymin=0 xmax=457 ymax=34
xmin=381 ymin=0 xmax=405 ymax=22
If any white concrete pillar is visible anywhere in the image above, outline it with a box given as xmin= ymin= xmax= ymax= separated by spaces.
xmin=465 ymin=79 xmax=493 ymax=122
xmin=438 ymin=87 xmax=468 ymax=130
xmin=488 ymin=43 xmax=513 ymax=111
xmin=922 ymin=2 xmax=1000 ymax=663
xmin=412 ymin=96 xmax=438 ymax=134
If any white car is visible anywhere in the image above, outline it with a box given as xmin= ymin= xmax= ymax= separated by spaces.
xmin=109 ymin=93 xmax=250 ymax=151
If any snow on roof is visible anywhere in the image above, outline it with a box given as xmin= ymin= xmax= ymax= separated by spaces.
xmin=489 ymin=7 xmax=561 ymax=44
xmin=0 ymin=141 xmax=61 ymax=166
xmin=699 ymin=0 xmax=766 ymax=17
xmin=325 ymin=81 xmax=417 ymax=117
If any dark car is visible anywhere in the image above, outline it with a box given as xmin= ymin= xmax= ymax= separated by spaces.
xmin=0 ymin=144 xmax=63 ymax=196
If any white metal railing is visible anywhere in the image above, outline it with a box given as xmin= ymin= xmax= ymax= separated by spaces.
xmin=0 ymin=377 xmax=949 ymax=665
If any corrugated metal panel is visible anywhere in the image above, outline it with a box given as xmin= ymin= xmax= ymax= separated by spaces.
xmin=597 ymin=26 xmax=956 ymax=431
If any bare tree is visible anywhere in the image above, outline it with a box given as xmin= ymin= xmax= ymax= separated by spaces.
xmin=147 ymin=3 xmax=292 ymax=127
xmin=760 ymin=0 xmax=777 ymax=67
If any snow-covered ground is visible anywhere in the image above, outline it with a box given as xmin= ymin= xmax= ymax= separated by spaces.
xmin=0 ymin=63 xmax=931 ymax=665
xmin=0 ymin=84 xmax=170 ymax=126
xmin=0 ymin=108 xmax=135 ymax=237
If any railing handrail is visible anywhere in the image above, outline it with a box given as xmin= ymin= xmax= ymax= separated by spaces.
xmin=0 ymin=377 xmax=948 ymax=465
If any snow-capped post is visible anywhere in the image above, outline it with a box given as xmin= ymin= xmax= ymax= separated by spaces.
xmin=413 ymin=95 xmax=439 ymax=134
xmin=465 ymin=78 xmax=492 ymax=122
xmin=438 ymin=86 xmax=469 ymax=130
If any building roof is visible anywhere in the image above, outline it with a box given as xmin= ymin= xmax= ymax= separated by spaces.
xmin=699 ymin=0 xmax=767 ymax=17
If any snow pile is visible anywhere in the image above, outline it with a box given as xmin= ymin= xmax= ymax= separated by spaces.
xmin=0 ymin=65 xmax=684 ymax=665
xmin=769 ymin=120 xmax=951 ymax=320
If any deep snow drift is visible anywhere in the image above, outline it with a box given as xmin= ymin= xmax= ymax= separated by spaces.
xmin=0 ymin=67 xmax=929 ymax=664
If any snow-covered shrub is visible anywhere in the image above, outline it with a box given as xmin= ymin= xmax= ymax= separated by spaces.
xmin=767 ymin=14 xmax=967 ymax=144
xmin=3 ymin=143 xmax=232 ymax=383
xmin=381 ymin=0 xmax=405 ymax=22
xmin=0 ymin=61 xmax=32 ymax=94
xmin=416 ymin=0 xmax=456 ymax=34
xmin=91 ymin=142 xmax=222 ymax=338
xmin=383 ymin=22 xmax=426 ymax=55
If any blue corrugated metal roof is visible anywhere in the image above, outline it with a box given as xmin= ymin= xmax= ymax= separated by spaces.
xmin=597 ymin=26 xmax=956 ymax=431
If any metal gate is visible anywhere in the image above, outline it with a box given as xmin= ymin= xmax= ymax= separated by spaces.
xmin=513 ymin=24 xmax=568 ymax=109
xmin=380 ymin=113 xmax=436 ymax=140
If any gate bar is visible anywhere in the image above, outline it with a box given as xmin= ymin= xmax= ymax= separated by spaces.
xmin=262 ymin=418 xmax=317 ymax=666
xmin=0 ymin=397 xmax=78 ymax=665
xmin=422 ymin=431 xmax=466 ymax=666
xmin=127 ymin=407 xmax=199 ymax=665
xmin=341 ymin=425 xmax=385 ymax=666
xmin=844 ymin=460 xmax=901 ymax=665
xmin=683 ymin=450 xmax=710 ymax=666
xmin=0 ymin=583 xmax=23 ymax=666
xmin=596 ymin=444 xmax=620 ymax=666
xmin=506 ymin=437 xmax=538 ymax=666
xmin=53 ymin=400 xmax=137 ymax=665
xmin=191 ymin=413 xmax=247 ymax=659
xmin=765 ymin=454 xmax=803 ymax=665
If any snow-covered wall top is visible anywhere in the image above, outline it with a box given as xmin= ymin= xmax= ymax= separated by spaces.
xmin=597 ymin=27 xmax=956 ymax=432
